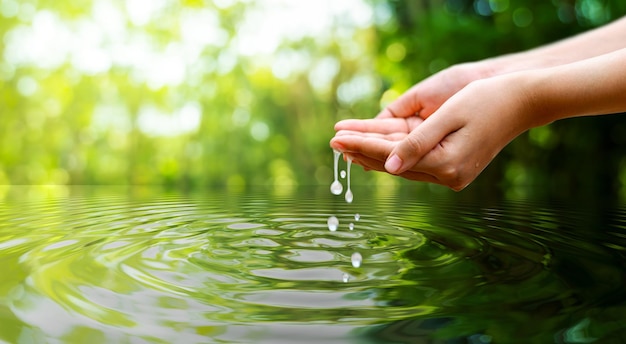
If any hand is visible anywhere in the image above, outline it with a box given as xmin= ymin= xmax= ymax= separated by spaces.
xmin=376 ymin=62 xmax=492 ymax=120
xmin=329 ymin=61 xmax=495 ymax=187
xmin=331 ymin=74 xmax=534 ymax=191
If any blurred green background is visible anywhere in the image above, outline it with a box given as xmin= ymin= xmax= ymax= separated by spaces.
xmin=1 ymin=0 xmax=626 ymax=202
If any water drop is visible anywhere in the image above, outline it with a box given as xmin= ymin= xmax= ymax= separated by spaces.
xmin=342 ymin=273 xmax=350 ymax=283
xmin=349 ymin=223 xmax=354 ymax=230
xmin=340 ymin=170 xmax=346 ymax=179
xmin=345 ymin=190 xmax=353 ymax=203
xmin=354 ymin=213 xmax=360 ymax=221
xmin=345 ymin=157 xmax=353 ymax=203
xmin=330 ymin=150 xmax=343 ymax=195
xmin=351 ymin=252 xmax=362 ymax=268
xmin=327 ymin=216 xmax=338 ymax=232
xmin=330 ymin=181 xmax=343 ymax=195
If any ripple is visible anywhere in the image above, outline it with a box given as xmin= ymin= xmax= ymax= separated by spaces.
xmin=1 ymin=190 xmax=626 ymax=342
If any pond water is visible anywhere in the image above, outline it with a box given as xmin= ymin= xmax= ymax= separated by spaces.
xmin=1 ymin=186 xmax=626 ymax=343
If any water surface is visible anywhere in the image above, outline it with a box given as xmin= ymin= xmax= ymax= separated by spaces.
xmin=1 ymin=187 xmax=625 ymax=343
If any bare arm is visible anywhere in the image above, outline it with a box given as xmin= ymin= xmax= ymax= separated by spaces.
xmin=372 ymin=16 xmax=626 ymax=121
xmin=527 ymin=47 xmax=626 ymax=125
xmin=486 ymin=16 xmax=626 ymax=74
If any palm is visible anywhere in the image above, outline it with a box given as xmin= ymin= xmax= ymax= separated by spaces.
xmin=335 ymin=116 xmax=421 ymax=136
xmin=330 ymin=116 xmax=423 ymax=174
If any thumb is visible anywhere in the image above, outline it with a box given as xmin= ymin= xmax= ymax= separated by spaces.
xmin=384 ymin=115 xmax=456 ymax=174
xmin=376 ymin=85 xmax=423 ymax=119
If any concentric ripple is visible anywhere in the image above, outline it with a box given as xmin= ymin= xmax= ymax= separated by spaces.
xmin=1 ymin=189 xmax=626 ymax=343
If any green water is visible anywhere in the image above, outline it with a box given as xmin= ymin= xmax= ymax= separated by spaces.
xmin=1 ymin=187 xmax=625 ymax=343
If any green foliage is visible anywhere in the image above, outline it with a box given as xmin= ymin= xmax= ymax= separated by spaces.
xmin=1 ymin=0 xmax=625 ymax=202
xmin=0 ymin=0 xmax=380 ymax=191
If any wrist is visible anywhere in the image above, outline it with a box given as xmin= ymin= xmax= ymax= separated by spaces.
xmin=481 ymin=51 xmax=565 ymax=77
xmin=474 ymin=71 xmax=547 ymax=134
xmin=491 ymin=69 xmax=559 ymax=129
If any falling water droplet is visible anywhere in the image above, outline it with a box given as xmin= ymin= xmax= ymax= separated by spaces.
xmin=331 ymin=181 xmax=343 ymax=195
xmin=345 ymin=190 xmax=353 ymax=203
xmin=351 ymin=252 xmax=362 ymax=268
xmin=327 ymin=216 xmax=339 ymax=232
xmin=354 ymin=213 xmax=360 ymax=221
xmin=330 ymin=150 xmax=343 ymax=195
xmin=342 ymin=273 xmax=350 ymax=283
xmin=340 ymin=170 xmax=346 ymax=179
xmin=345 ymin=157 xmax=353 ymax=203
xmin=349 ymin=223 xmax=354 ymax=230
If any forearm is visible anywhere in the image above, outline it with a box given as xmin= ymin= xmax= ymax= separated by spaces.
xmin=485 ymin=16 xmax=626 ymax=74
xmin=524 ymin=48 xmax=626 ymax=127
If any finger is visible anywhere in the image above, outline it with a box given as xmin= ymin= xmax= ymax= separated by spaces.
xmin=334 ymin=130 xmax=407 ymax=142
xmin=330 ymin=135 xmax=395 ymax=161
xmin=384 ymin=113 xmax=462 ymax=175
xmin=375 ymin=85 xmax=423 ymax=119
xmin=334 ymin=118 xmax=413 ymax=134
xmin=398 ymin=170 xmax=445 ymax=185
xmin=407 ymin=131 xmax=481 ymax=191
xmin=352 ymin=147 xmax=441 ymax=179
xmin=348 ymin=153 xmax=384 ymax=171
xmin=349 ymin=141 xmax=465 ymax=190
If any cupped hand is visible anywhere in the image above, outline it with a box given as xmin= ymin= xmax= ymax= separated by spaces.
xmin=331 ymin=74 xmax=535 ymax=190
xmin=376 ymin=62 xmax=492 ymax=120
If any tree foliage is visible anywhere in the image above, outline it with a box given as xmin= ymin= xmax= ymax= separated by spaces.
xmin=0 ymin=0 xmax=625 ymax=202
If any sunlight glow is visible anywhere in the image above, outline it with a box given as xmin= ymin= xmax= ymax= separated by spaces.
xmin=337 ymin=74 xmax=379 ymax=105
xmin=308 ymin=56 xmax=340 ymax=95
xmin=1 ymin=0 xmax=19 ymax=18
xmin=1 ymin=0 xmax=375 ymax=137
xmin=3 ymin=10 xmax=69 ymax=70
xmin=2 ymin=0 xmax=374 ymax=85
xmin=250 ymin=121 xmax=270 ymax=142
xmin=125 ymin=0 xmax=168 ymax=26
xmin=137 ymin=102 xmax=202 ymax=137
xmin=235 ymin=0 xmax=373 ymax=56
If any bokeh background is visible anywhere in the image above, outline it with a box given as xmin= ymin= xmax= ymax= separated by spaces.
xmin=1 ymin=0 xmax=626 ymax=202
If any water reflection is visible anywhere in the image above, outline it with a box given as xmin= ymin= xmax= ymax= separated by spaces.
xmin=0 ymin=188 xmax=625 ymax=343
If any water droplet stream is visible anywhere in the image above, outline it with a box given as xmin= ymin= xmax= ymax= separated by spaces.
xmin=345 ymin=157 xmax=353 ymax=203
xmin=330 ymin=150 xmax=343 ymax=195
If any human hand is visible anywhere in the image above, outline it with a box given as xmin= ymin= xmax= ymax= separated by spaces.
xmin=376 ymin=62 xmax=492 ymax=120
xmin=331 ymin=61 xmax=495 ymax=180
xmin=331 ymin=73 xmax=535 ymax=190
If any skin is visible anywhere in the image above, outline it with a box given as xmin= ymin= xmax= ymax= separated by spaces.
xmin=330 ymin=16 xmax=626 ymax=191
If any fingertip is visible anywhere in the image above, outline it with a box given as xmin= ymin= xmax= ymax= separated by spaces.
xmin=384 ymin=154 xmax=404 ymax=174
xmin=380 ymin=89 xmax=424 ymax=119
xmin=329 ymin=138 xmax=345 ymax=152
xmin=334 ymin=130 xmax=355 ymax=137
xmin=334 ymin=119 xmax=357 ymax=131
